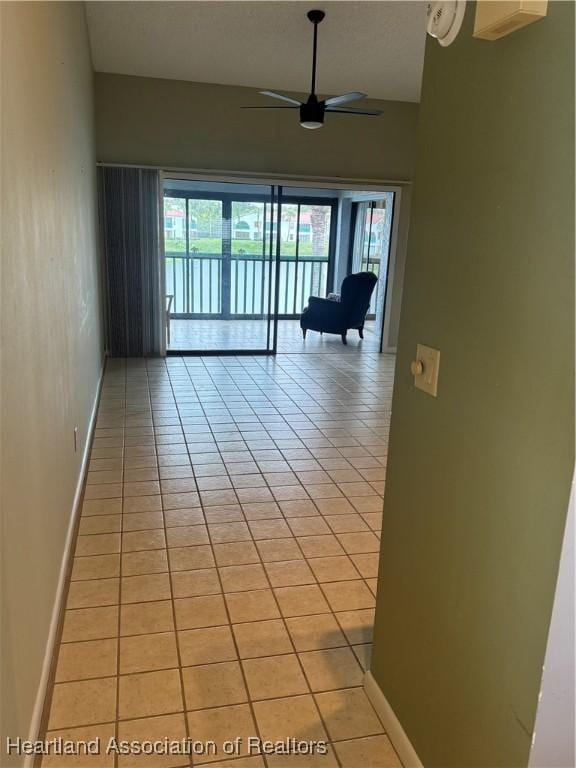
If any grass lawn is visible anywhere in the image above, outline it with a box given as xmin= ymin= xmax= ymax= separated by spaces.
xmin=164 ymin=237 xmax=326 ymax=259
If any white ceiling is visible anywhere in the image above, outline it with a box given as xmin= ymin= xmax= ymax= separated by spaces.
xmin=86 ymin=1 xmax=427 ymax=102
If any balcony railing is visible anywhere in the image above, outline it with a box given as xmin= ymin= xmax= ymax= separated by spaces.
xmin=165 ymin=253 xmax=328 ymax=317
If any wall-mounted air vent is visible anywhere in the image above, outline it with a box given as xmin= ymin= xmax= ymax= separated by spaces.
xmin=473 ymin=1 xmax=548 ymax=41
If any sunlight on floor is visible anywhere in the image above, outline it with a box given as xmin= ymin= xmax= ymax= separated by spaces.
xmin=168 ymin=319 xmax=381 ymax=353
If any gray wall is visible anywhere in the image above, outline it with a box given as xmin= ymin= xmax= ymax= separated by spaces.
xmin=528 ymin=477 xmax=574 ymax=768
xmin=0 ymin=3 xmax=104 ymax=760
xmin=371 ymin=3 xmax=574 ymax=766
xmin=95 ymin=73 xmax=418 ymax=182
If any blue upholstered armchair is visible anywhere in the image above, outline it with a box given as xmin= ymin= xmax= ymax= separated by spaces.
xmin=300 ymin=271 xmax=378 ymax=345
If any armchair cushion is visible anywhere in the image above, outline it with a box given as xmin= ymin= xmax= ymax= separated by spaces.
xmin=301 ymin=296 xmax=348 ymax=334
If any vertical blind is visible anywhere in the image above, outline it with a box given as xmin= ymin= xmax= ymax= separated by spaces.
xmin=98 ymin=167 xmax=163 ymax=356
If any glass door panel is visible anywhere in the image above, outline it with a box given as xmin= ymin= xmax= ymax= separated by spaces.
xmin=231 ymin=200 xmax=268 ymax=316
xmin=163 ymin=179 xmax=280 ymax=353
xmin=164 ymin=197 xmax=223 ymax=318
xmin=188 ymin=199 xmax=223 ymax=315
xmin=278 ymin=203 xmax=299 ymax=315
xmin=298 ymin=204 xmax=331 ymax=313
xmin=272 ymin=200 xmax=333 ymax=316
xmin=164 ymin=196 xmax=188 ymax=317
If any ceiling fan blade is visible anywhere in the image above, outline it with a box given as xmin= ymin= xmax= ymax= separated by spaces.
xmin=324 ymin=91 xmax=367 ymax=106
xmin=326 ymin=106 xmax=382 ymax=116
xmin=242 ymin=106 xmax=299 ymax=110
xmin=259 ymin=90 xmax=302 ymax=106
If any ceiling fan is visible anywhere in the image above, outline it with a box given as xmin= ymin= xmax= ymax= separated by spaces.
xmin=243 ymin=9 xmax=382 ymax=130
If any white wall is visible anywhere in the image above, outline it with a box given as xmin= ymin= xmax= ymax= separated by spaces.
xmin=529 ymin=476 xmax=575 ymax=768
xmin=0 ymin=3 xmax=104 ymax=761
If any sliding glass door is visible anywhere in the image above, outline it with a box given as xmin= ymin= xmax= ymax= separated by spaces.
xmin=163 ymin=179 xmax=282 ymax=353
xmin=163 ymin=179 xmax=337 ymax=353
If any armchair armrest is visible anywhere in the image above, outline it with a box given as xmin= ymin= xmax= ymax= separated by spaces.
xmin=306 ymin=296 xmax=336 ymax=309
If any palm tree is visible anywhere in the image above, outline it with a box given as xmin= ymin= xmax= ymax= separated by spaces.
xmin=284 ymin=207 xmax=296 ymax=243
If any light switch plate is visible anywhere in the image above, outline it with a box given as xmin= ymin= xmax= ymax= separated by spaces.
xmin=413 ymin=344 xmax=440 ymax=397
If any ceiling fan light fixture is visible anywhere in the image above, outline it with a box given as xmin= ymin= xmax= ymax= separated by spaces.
xmin=300 ymin=120 xmax=324 ymax=130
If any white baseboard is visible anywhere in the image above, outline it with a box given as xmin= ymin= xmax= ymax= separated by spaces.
xmin=25 ymin=361 xmax=105 ymax=763
xmin=364 ymin=671 xmax=424 ymax=768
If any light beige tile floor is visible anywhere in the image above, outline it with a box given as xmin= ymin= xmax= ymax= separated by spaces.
xmin=168 ymin=319 xmax=381 ymax=353
xmin=42 ymin=350 xmax=400 ymax=767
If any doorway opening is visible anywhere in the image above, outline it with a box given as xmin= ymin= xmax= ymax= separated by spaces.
xmin=348 ymin=195 xmax=396 ymax=351
xmin=162 ymin=177 xmax=399 ymax=354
